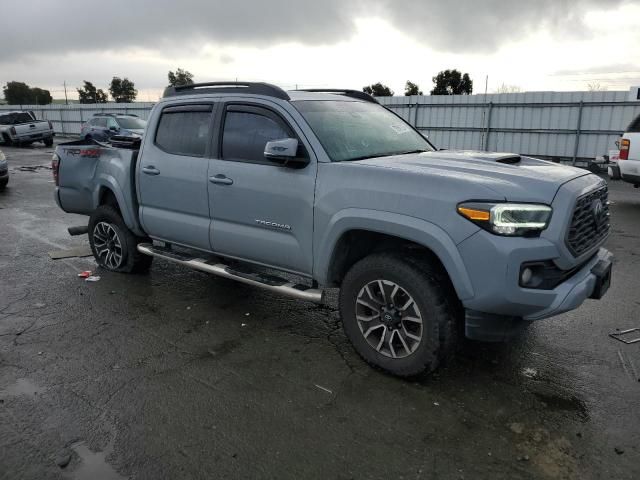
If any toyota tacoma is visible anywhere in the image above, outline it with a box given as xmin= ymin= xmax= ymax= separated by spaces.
xmin=52 ymin=82 xmax=613 ymax=376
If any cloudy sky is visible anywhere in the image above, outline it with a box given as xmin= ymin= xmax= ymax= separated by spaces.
xmin=1 ymin=0 xmax=639 ymax=100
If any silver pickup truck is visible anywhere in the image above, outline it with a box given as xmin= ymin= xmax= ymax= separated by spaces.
xmin=52 ymin=82 xmax=613 ymax=377
xmin=0 ymin=111 xmax=54 ymax=146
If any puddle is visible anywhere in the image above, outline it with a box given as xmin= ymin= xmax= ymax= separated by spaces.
xmin=1 ymin=378 xmax=45 ymax=398
xmin=533 ymin=391 xmax=589 ymax=421
xmin=65 ymin=441 xmax=126 ymax=480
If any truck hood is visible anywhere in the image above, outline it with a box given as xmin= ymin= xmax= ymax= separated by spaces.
xmin=354 ymin=150 xmax=590 ymax=202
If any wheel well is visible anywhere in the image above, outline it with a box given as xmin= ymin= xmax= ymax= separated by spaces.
xmin=99 ymin=188 xmax=120 ymax=212
xmin=327 ymin=230 xmax=450 ymax=287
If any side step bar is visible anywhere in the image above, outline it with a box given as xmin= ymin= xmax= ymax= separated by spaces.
xmin=137 ymin=243 xmax=324 ymax=304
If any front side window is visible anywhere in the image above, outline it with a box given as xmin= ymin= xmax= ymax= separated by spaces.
xmin=155 ymin=106 xmax=212 ymax=156
xmin=222 ymin=110 xmax=290 ymax=163
xmin=106 ymin=117 xmax=119 ymax=129
xmin=293 ymin=100 xmax=434 ymax=162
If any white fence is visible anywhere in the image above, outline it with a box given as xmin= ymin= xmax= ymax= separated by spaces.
xmin=0 ymin=103 xmax=155 ymax=136
xmin=379 ymin=91 xmax=640 ymax=162
xmin=3 ymin=90 xmax=640 ymax=161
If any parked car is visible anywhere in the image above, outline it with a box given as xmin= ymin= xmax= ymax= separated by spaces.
xmin=0 ymin=111 xmax=54 ymax=147
xmin=80 ymin=114 xmax=146 ymax=142
xmin=608 ymin=113 xmax=640 ymax=187
xmin=0 ymin=148 xmax=8 ymax=190
xmin=53 ymin=82 xmax=613 ymax=377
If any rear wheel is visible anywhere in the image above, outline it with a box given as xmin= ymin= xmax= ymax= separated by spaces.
xmin=88 ymin=205 xmax=152 ymax=273
xmin=44 ymin=137 xmax=53 ymax=147
xmin=339 ymin=253 xmax=459 ymax=377
xmin=0 ymin=178 xmax=7 ymax=191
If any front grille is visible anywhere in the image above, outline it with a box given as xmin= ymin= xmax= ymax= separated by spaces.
xmin=566 ymin=185 xmax=610 ymax=257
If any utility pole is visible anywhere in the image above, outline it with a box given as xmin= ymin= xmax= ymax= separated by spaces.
xmin=63 ymin=81 xmax=68 ymax=105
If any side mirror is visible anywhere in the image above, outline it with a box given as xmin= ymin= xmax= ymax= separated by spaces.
xmin=264 ymin=138 xmax=309 ymax=168
xmin=109 ymin=126 xmax=118 ymax=131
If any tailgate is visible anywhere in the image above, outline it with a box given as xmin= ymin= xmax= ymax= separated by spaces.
xmin=14 ymin=121 xmax=51 ymax=138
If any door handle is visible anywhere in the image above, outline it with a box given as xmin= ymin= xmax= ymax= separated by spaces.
xmin=142 ymin=166 xmax=160 ymax=175
xmin=209 ymin=174 xmax=233 ymax=185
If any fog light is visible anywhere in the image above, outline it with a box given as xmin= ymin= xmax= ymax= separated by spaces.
xmin=521 ymin=267 xmax=533 ymax=285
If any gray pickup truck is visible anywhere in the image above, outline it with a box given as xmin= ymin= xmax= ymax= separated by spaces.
xmin=0 ymin=111 xmax=54 ymax=146
xmin=53 ymin=82 xmax=613 ymax=376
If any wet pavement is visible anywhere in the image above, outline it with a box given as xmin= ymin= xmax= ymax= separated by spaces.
xmin=1 ymin=141 xmax=639 ymax=480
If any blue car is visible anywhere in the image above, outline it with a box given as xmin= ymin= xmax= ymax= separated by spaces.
xmin=80 ymin=114 xmax=146 ymax=142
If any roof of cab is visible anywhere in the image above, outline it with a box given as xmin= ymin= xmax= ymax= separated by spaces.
xmin=161 ymin=82 xmax=377 ymax=104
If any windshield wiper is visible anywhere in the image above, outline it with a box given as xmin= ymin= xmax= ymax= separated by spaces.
xmin=396 ymin=149 xmax=431 ymax=155
xmin=344 ymin=149 xmax=431 ymax=162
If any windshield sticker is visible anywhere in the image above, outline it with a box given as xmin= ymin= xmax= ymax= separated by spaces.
xmin=390 ymin=124 xmax=411 ymax=134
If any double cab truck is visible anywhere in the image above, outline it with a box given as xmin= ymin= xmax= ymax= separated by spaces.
xmin=53 ymin=82 xmax=613 ymax=376
xmin=0 ymin=110 xmax=54 ymax=147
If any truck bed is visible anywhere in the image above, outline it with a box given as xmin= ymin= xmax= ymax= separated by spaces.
xmin=55 ymin=139 xmax=145 ymax=236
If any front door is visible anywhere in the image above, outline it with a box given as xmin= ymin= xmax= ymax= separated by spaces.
xmin=208 ymin=103 xmax=317 ymax=275
xmin=138 ymin=103 xmax=214 ymax=251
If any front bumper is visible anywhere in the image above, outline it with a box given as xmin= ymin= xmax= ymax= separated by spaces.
xmin=457 ymin=174 xmax=612 ymax=325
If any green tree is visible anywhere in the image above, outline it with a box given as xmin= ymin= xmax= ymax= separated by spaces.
xmin=3 ymin=81 xmax=33 ymax=104
xmin=430 ymin=70 xmax=473 ymax=95
xmin=3 ymin=82 xmax=52 ymax=105
xmin=77 ymin=81 xmax=108 ymax=103
xmin=109 ymin=77 xmax=137 ymax=103
xmin=30 ymin=87 xmax=52 ymax=105
xmin=362 ymin=82 xmax=394 ymax=97
xmin=168 ymin=68 xmax=194 ymax=87
xmin=404 ymin=80 xmax=423 ymax=96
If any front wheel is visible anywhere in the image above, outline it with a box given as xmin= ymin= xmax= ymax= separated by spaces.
xmin=339 ymin=253 xmax=459 ymax=377
xmin=88 ymin=205 xmax=152 ymax=273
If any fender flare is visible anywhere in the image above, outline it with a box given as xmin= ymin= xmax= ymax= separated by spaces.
xmin=92 ymin=175 xmax=145 ymax=236
xmin=315 ymin=208 xmax=474 ymax=301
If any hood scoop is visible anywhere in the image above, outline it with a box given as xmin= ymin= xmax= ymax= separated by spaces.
xmin=494 ymin=154 xmax=522 ymax=165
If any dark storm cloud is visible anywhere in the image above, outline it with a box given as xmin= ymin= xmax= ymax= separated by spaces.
xmin=0 ymin=0 xmax=635 ymax=61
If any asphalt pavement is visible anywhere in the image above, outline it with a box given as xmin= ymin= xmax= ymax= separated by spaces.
xmin=1 ymin=140 xmax=639 ymax=480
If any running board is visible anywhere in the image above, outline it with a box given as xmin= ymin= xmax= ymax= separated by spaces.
xmin=137 ymin=243 xmax=324 ymax=304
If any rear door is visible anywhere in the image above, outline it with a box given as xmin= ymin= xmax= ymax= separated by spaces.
xmin=208 ymin=102 xmax=317 ymax=275
xmin=138 ymin=103 xmax=215 ymax=251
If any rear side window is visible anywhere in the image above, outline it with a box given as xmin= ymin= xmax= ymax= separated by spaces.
xmin=94 ymin=118 xmax=107 ymax=127
xmin=222 ymin=110 xmax=290 ymax=163
xmin=155 ymin=105 xmax=212 ymax=157
xmin=627 ymin=114 xmax=640 ymax=133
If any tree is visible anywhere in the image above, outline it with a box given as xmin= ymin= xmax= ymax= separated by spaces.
xmin=404 ymin=81 xmax=423 ymax=96
xmin=362 ymin=83 xmax=394 ymax=97
xmin=494 ymin=83 xmax=522 ymax=94
xmin=77 ymin=81 xmax=108 ymax=103
xmin=430 ymin=69 xmax=473 ymax=95
xmin=3 ymin=81 xmax=52 ymax=105
xmin=168 ymin=68 xmax=194 ymax=87
xmin=109 ymin=77 xmax=137 ymax=103
xmin=3 ymin=81 xmax=34 ymax=104
xmin=30 ymin=88 xmax=52 ymax=105
xmin=587 ymin=82 xmax=608 ymax=92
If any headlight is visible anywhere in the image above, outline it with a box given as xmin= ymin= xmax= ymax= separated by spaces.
xmin=457 ymin=202 xmax=552 ymax=236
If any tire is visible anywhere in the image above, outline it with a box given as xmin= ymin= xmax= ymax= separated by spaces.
xmin=0 ymin=179 xmax=7 ymax=191
xmin=338 ymin=252 xmax=460 ymax=377
xmin=1 ymin=133 xmax=11 ymax=146
xmin=44 ymin=137 xmax=53 ymax=147
xmin=88 ymin=205 xmax=153 ymax=273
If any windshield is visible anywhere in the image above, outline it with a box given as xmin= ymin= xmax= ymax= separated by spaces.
xmin=293 ymin=100 xmax=434 ymax=162
xmin=0 ymin=112 xmax=34 ymax=125
xmin=116 ymin=117 xmax=146 ymax=130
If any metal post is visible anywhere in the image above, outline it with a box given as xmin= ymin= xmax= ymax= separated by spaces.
xmin=413 ymin=102 xmax=419 ymax=127
xmin=483 ymin=102 xmax=493 ymax=151
xmin=572 ymin=101 xmax=584 ymax=165
xmin=60 ymin=107 xmax=66 ymax=136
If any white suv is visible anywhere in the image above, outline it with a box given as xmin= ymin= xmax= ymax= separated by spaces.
xmin=609 ymin=113 xmax=640 ymax=187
